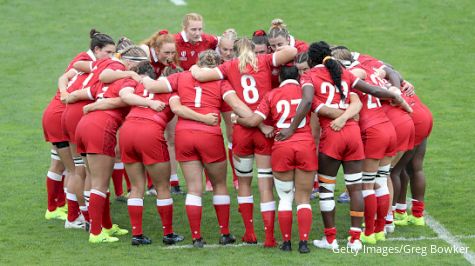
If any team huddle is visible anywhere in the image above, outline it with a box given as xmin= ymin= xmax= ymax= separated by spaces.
xmin=41 ymin=13 xmax=433 ymax=253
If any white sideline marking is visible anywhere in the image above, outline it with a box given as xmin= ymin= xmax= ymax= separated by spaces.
xmin=170 ymin=0 xmax=187 ymax=5
xmin=159 ymin=234 xmax=475 ymax=250
xmin=425 ymin=213 xmax=475 ymax=265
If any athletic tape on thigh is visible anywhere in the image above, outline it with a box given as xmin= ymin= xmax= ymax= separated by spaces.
xmin=73 ymin=157 xmax=85 ymax=166
xmin=344 ymin=173 xmax=362 ymax=185
xmin=318 ymin=173 xmax=336 ymax=191
xmin=50 ymin=149 xmax=60 ymax=161
xmin=233 ymin=157 xmax=254 ymax=177
xmin=257 ymin=168 xmax=272 ymax=179
xmin=362 ymin=172 xmax=377 ymax=184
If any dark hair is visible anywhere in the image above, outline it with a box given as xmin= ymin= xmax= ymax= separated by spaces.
xmin=130 ymin=61 xmax=156 ymax=79
xmin=279 ymin=65 xmax=299 ymax=82
xmin=162 ymin=65 xmax=184 ymax=77
xmin=308 ymin=41 xmax=345 ymax=100
xmin=295 ymin=52 xmax=308 ymax=64
xmin=251 ymin=29 xmax=269 ymax=46
xmin=116 ymin=37 xmax=134 ymax=52
xmin=89 ymin=28 xmax=115 ymax=51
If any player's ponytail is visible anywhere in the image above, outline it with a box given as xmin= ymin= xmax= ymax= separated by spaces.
xmin=308 ymin=41 xmax=345 ymax=101
xmin=268 ymin=18 xmax=289 ymax=39
xmin=89 ymin=28 xmax=115 ymax=51
xmin=235 ymin=38 xmax=258 ymax=73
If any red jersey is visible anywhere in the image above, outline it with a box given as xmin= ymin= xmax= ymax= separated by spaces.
xmin=255 ymin=79 xmax=315 ymax=142
xmin=349 ymin=63 xmax=390 ymax=131
xmin=352 ymin=52 xmax=384 ymax=67
xmin=217 ymin=53 xmax=277 ymax=111
xmin=83 ymin=58 xmax=126 ymax=100
xmin=300 ymin=65 xmax=359 ymax=128
xmin=90 ymin=78 xmax=136 ymax=120
xmin=126 ymin=84 xmax=175 ymax=129
xmin=165 ymin=71 xmax=235 ymax=134
xmin=53 ymin=50 xmax=95 ymax=100
xmin=289 ymin=35 xmax=308 ymax=53
xmin=175 ymin=31 xmax=218 ymax=70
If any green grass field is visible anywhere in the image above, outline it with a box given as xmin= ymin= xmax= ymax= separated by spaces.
xmin=1 ymin=0 xmax=474 ymax=265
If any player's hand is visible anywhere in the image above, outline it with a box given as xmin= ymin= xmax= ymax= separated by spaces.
xmin=60 ymin=91 xmax=69 ymax=103
xmin=275 ymin=127 xmax=294 ymax=141
xmin=330 ymin=117 xmax=347 ymax=132
xmin=258 ymin=124 xmax=275 ymax=138
xmin=83 ymin=103 xmax=95 ymax=114
xmin=129 ymin=71 xmax=143 ymax=83
xmin=352 ymin=113 xmax=360 ymax=121
xmin=230 ymin=113 xmax=238 ymax=124
xmin=148 ymin=100 xmax=166 ymax=112
xmin=202 ymin=113 xmax=219 ymax=126
xmin=402 ymin=80 xmax=415 ymax=97
xmin=391 ymin=95 xmax=413 ymax=113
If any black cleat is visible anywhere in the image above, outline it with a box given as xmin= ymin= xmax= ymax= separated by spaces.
xmin=162 ymin=233 xmax=185 ymax=245
xmin=171 ymin=186 xmax=185 ymax=195
xmin=84 ymin=222 xmax=90 ymax=232
xmin=280 ymin=240 xmax=292 ymax=251
xmin=298 ymin=240 xmax=310 ymax=253
xmin=131 ymin=235 xmax=152 ymax=246
xmin=192 ymin=237 xmax=206 ymax=248
xmin=219 ymin=234 xmax=236 ymax=245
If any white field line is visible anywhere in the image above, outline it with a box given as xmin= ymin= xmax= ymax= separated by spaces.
xmin=170 ymin=0 xmax=187 ymax=6
xmin=159 ymin=234 xmax=475 ymax=250
xmin=425 ymin=213 xmax=475 ymax=265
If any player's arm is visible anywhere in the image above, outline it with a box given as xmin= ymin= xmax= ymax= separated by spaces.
xmin=329 ymin=93 xmax=362 ymax=131
xmin=169 ymin=96 xmax=218 ymax=126
xmin=83 ymin=97 xmax=127 ymax=114
xmin=353 ymin=79 xmax=412 ymax=113
xmin=190 ymin=65 xmax=221 ymax=82
xmin=65 ymin=88 xmax=91 ymax=103
xmin=223 ymin=92 xmax=253 ymax=118
xmin=119 ymin=87 xmax=166 ymax=112
xmin=274 ymin=84 xmax=314 ymax=141
xmin=58 ymin=69 xmax=78 ymax=102
xmin=99 ymin=69 xmax=142 ymax=83
xmin=73 ymin=61 xmax=93 ymax=73
xmin=236 ymin=113 xmax=264 ymax=128
xmin=142 ymin=77 xmax=174 ymax=93
xmin=273 ymin=45 xmax=298 ymax=66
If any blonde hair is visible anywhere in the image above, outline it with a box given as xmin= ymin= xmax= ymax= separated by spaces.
xmin=197 ymin=50 xmax=221 ymax=68
xmin=331 ymin=46 xmax=352 ymax=62
xmin=222 ymin=28 xmax=237 ymax=40
xmin=162 ymin=65 xmax=184 ymax=77
xmin=235 ymin=38 xmax=258 ymax=73
xmin=268 ymin=18 xmax=289 ymax=39
xmin=182 ymin=13 xmax=203 ymax=28
xmin=141 ymin=31 xmax=179 ymax=65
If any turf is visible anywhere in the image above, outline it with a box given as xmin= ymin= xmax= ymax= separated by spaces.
xmin=0 ymin=0 xmax=474 ymax=265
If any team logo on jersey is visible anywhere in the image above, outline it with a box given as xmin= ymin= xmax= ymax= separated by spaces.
xmin=180 ymin=51 xmax=187 ymax=61
xmin=272 ymin=68 xmax=280 ymax=76
xmin=191 ymin=51 xmax=195 ymax=57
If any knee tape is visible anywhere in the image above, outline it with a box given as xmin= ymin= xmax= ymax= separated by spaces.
xmin=50 ymin=149 xmax=60 ymax=161
xmin=319 ymin=192 xmax=335 ymax=212
xmin=345 ymin=173 xmax=362 ymax=186
xmin=233 ymin=157 xmax=253 ymax=177
xmin=274 ymin=178 xmax=294 ymax=211
xmin=73 ymin=157 xmax=85 ymax=167
xmin=375 ymin=177 xmax=389 ymax=196
xmin=362 ymin=172 xmax=377 ymax=184
xmin=257 ymin=168 xmax=272 ymax=179
xmin=318 ymin=174 xmax=336 ymax=192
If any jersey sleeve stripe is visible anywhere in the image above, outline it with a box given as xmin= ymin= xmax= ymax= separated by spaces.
xmin=352 ymin=77 xmax=360 ymax=88
xmin=255 ymin=110 xmax=266 ymax=119
xmin=86 ymin=87 xmax=94 ymax=100
xmin=169 ymin=95 xmax=180 ymax=103
xmin=222 ymin=90 xmax=236 ymax=100
xmin=158 ymin=77 xmax=173 ymax=92
xmin=272 ymin=53 xmax=277 ymax=67
xmin=216 ymin=68 xmax=224 ymax=80
xmin=314 ymin=103 xmax=325 ymax=114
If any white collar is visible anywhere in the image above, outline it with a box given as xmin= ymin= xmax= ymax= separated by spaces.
xmin=279 ymin=79 xmax=300 ymax=87
xmin=313 ymin=64 xmax=325 ymax=68
xmin=348 ymin=60 xmax=360 ymax=69
xmin=351 ymin=51 xmax=360 ymax=61
xmin=181 ymin=30 xmax=202 ymax=43
xmin=289 ymin=35 xmax=296 ymax=47
xmin=86 ymin=49 xmax=97 ymax=61
xmin=150 ymin=47 xmax=158 ymax=63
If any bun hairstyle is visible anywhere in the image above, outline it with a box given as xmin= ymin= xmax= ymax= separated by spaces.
xmin=268 ymin=18 xmax=289 ymax=39
xmin=130 ymin=61 xmax=156 ymax=79
xmin=251 ymin=29 xmax=269 ymax=46
xmin=197 ymin=49 xmax=221 ymax=68
xmin=308 ymin=41 xmax=345 ymax=101
xmin=162 ymin=65 xmax=184 ymax=77
xmin=89 ymin=28 xmax=115 ymax=51
xmin=222 ymin=28 xmax=237 ymax=40
xmin=116 ymin=37 xmax=134 ymax=52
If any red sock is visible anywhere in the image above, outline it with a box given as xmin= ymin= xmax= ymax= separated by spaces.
xmin=297 ymin=205 xmax=312 ymax=241
xmin=111 ymin=168 xmax=124 ymax=197
xmin=124 ymin=171 xmax=131 ymax=192
xmin=146 ymin=172 xmax=153 ymax=190
xmin=228 ymin=147 xmax=238 ymax=183
xmin=363 ymin=192 xmax=377 ymax=236
xmin=157 ymin=198 xmax=174 ymax=235
xmin=213 ymin=195 xmax=230 ymax=235
xmin=261 ymin=201 xmax=276 ymax=246
xmin=375 ymin=194 xmax=390 ymax=232
xmin=102 ymin=192 xmax=113 ymax=229
xmin=348 ymin=228 xmax=362 ymax=243
xmin=237 ymin=196 xmax=255 ymax=236
xmin=80 ymin=206 xmax=90 ymax=222
xmin=395 ymin=203 xmax=407 ymax=214
xmin=185 ymin=194 xmax=202 ymax=239
xmin=57 ymin=176 xmax=66 ymax=207
xmin=127 ymin=198 xmax=143 ymax=236
xmin=89 ymin=190 xmax=106 ymax=235
xmin=66 ymin=193 xmax=80 ymax=222
xmin=46 ymin=171 xmax=61 ymax=211
xmin=313 ymin=174 xmax=319 ymax=189
xmin=411 ymin=200 xmax=425 ymax=218
xmin=324 ymin=227 xmax=337 ymax=243
xmin=278 ymin=210 xmax=292 ymax=241
xmin=170 ymin=174 xmax=179 ymax=187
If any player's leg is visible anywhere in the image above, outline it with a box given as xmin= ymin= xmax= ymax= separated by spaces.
xmin=256 ymin=153 xmax=277 ymax=247
xmin=294 ymin=168 xmax=315 ymax=253
xmin=125 ymin=162 xmax=150 ymax=245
